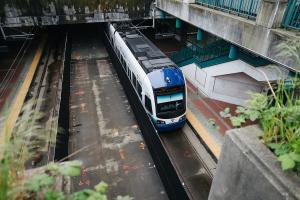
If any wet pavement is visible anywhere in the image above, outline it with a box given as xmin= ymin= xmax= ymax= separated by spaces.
xmin=69 ymin=28 xmax=167 ymax=200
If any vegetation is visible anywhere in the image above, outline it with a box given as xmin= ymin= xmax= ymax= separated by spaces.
xmin=220 ymin=39 xmax=300 ymax=175
xmin=0 ymin=100 xmax=132 ymax=200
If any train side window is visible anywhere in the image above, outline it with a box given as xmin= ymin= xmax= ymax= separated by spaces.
xmin=132 ymin=73 xmax=137 ymax=88
xmin=145 ymin=96 xmax=152 ymax=114
xmin=137 ymin=82 xmax=142 ymax=98
xmin=128 ymin=69 xmax=131 ymax=79
xmin=122 ymin=57 xmax=125 ymax=66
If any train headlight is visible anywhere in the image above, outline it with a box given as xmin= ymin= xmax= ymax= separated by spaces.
xmin=156 ymin=120 xmax=166 ymax=124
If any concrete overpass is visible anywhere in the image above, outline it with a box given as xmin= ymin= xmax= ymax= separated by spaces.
xmin=0 ymin=0 xmax=154 ymax=27
xmin=156 ymin=0 xmax=300 ymax=72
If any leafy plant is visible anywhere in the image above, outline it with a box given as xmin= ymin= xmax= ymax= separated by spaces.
xmin=221 ymin=76 xmax=300 ymax=175
xmin=220 ymin=38 xmax=300 ymax=175
xmin=219 ymin=107 xmax=231 ymax=118
xmin=0 ymin=100 xmax=51 ymax=200
xmin=219 ymin=93 xmax=268 ymax=126
xmin=0 ymin=100 xmax=132 ymax=199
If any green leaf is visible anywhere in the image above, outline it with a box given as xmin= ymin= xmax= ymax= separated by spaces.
xmin=94 ymin=182 xmax=108 ymax=194
xmin=267 ymin=143 xmax=280 ymax=150
xmin=249 ymin=110 xmax=260 ymax=121
xmin=45 ymin=190 xmax=65 ymax=200
xmin=25 ymin=173 xmax=54 ymax=192
xmin=230 ymin=116 xmax=245 ymax=127
xmin=47 ymin=162 xmax=60 ymax=172
xmin=278 ymin=154 xmax=295 ymax=170
xmin=274 ymin=144 xmax=290 ymax=156
xmin=220 ymin=107 xmax=231 ymax=118
xmin=289 ymin=152 xmax=300 ymax=162
xmin=70 ymin=189 xmax=95 ymax=200
xmin=86 ymin=193 xmax=107 ymax=200
xmin=58 ymin=160 xmax=82 ymax=177
xmin=235 ymin=106 xmax=246 ymax=114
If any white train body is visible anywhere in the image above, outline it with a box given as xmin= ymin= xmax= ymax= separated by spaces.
xmin=107 ymin=23 xmax=187 ymax=132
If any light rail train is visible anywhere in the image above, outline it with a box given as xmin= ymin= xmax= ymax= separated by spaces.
xmin=107 ymin=23 xmax=187 ymax=132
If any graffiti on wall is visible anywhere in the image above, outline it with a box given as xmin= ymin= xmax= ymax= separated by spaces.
xmin=0 ymin=0 xmax=154 ymax=26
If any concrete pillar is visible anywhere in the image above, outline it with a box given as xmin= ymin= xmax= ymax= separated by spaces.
xmin=180 ymin=21 xmax=187 ymax=45
xmin=256 ymin=0 xmax=288 ymax=28
xmin=229 ymin=45 xmax=237 ymax=59
xmin=197 ymin=28 xmax=203 ymax=41
xmin=176 ymin=18 xmax=182 ymax=29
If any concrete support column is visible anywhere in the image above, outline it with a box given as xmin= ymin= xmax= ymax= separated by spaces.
xmin=256 ymin=0 xmax=288 ymax=28
xmin=197 ymin=28 xmax=203 ymax=41
xmin=180 ymin=21 xmax=188 ymax=45
xmin=229 ymin=45 xmax=237 ymax=59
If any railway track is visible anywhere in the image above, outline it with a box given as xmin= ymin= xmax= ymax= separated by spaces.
xmin=4 ymin=24 xmax=216 ymax=199
xmin=9 ymin=28 xmax=71 ymax=167
xmin=103 ymin=27 xmax=215 ymax=200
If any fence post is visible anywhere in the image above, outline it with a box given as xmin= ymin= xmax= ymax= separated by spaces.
xmin=229 ymin=44 xmax=237 ymax=59
xmin=197 ymin=28 xmax=203 ymax=41
xmin=176 ymin=18 xmax=182 ymax=29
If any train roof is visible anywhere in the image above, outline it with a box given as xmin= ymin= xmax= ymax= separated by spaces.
xmin=118 ymin=27 xmax=175 ymax=74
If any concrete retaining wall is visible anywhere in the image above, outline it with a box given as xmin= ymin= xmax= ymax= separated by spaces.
xmin=209 ymin=125 xmax=300 ymax=200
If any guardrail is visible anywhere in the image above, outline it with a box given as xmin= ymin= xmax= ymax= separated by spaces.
xmin=282 ymin=0 xmax=300 ymax=30
xmin=171 ymin=40 xmax=230 ymax=66
xmin=195 ymin=0 xmax=261 ymax=19
xmin=103 ymin=29 xmax=190 ymax=200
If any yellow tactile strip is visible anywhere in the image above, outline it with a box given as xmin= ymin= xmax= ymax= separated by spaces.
xmin=187 ymin=109 xmax=221 ymax=158
xmin=0 ymin=37 xmax=46 ymax=145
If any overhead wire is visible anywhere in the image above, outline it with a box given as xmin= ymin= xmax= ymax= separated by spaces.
xmin=0 ymin=26 xmax=36 ymax=100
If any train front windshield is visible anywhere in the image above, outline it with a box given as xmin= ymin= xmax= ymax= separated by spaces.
xmin=155 ymin=88 xmax=186 ymax=119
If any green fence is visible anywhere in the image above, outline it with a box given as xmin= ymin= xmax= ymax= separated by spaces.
xmin=195 ymin=0 xmax=261 ymax=19
xmin=282 ymin=0 xmax=300 ymax=30
xmin=171 ymin=40 xmax=230 ymax=65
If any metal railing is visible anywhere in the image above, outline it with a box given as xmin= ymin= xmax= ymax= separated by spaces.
xmin=195 ymin=0 xmax=261 ymax=19
xmin=282 ymin=0 xmax=300 ymax=30
xmin=171 ymin=40 xmax=230 ymax=65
